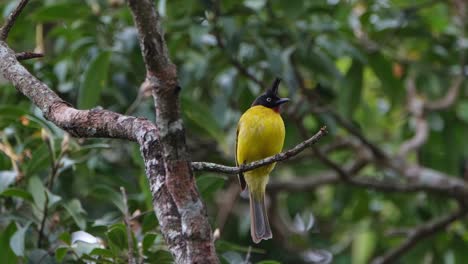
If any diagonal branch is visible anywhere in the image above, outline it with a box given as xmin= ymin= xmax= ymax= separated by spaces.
xmin=0 ymin=0 xmax=30 ymax=40
xmin=371 ymin=207 xmax=467 ymax=264
xmin=192 ymin=126 xmax=328 ymax=174
xmin=0 ymin=42 xmax=157 ymax=143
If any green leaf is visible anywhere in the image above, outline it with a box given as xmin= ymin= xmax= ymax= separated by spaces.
xmin=9 ymin=222 xmax=30 ymax=257
xmin=0 ymin=222 xmax=18 ymax=264
xmin=29 ymin=249 xmax=53 ymax=263
xmin=46 ymin=189 xmax=62 ymax=208
xmin=142 ymin=212 xmax=159 ymax=233
xmin=142 ymin=233 xmax=158 ymax=252
xmin=28 ymin=176 xmax=46 ymax=209
xmin=89 ymin=248 xmax=114 ymax=258
xmin=368 ymin=52 xmax=403 ymax=105
xmin=456 ymin=101 xmax=468 ymax=123
xmin=59 ymin=232 xmax=72 ymax=245
xmin=244 ymin=0 xmax=266 ymax=11
xmin=0 ymin=171 xmax=17 ymax=193
xmin=304 ymin=48 xmax=343 ymax=80
xmin=32 ymin=3 xmax=90 ymax=22
xmin=421 ymin=3 xmax=449 ymax=34
xmin=55 ymin=246 xmax=69 ymax=262
xmin=338 ymin=60 xmax=363 ymax=118
xmin=196 ymin=174 xmax=226 ymax=199
xmin=222 ymin=252 xmax=244 ymax=264
xmin=276 ymin=0 xmax=305 ymax=18
xmin=63 ymin=199 xmax=87 ymax=230
xmin=1 ymin=188 xmax=34 ymax=202
xmin=106 ymin=223 xmax=127 ymax=251
xmin=181 ymin=96 xmax=224 ymax=141
xmin=352 ymin=229 xmax=376 ymax=264
xmin=216 ymin=240 xmax=265 ymax=254
xmin=89 ymin=185 xmax=125 ymax=213
xmin=25 ymin=144 xmax=50 ymax=176
xmin=145 ymin=250 xmax=174 ymax=264
xmin=78 ymin=51 xmax=111 ymax=109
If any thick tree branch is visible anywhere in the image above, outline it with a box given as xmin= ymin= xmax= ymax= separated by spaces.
xmin=192 ymin=127 xmax=328 ymax=174
xmin=0 ymin=42 xmax=157 ymax=143
xmin=371 ymin=207 xmax=467 ymax=264
xmin=127 ymin=1 xmax=171 ymax=76
xmin=128 ymin=1 xmax=218 ymax=263
xmin=0 ymin=0 xmax=29 ymax=40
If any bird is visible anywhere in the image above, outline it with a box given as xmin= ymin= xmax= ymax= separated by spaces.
xmin=236 ymin=78 xmax=289 ymax=243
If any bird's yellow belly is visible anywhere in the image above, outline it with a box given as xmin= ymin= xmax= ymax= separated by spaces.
xmin=237 ymin=106 xmax=285 ymax=197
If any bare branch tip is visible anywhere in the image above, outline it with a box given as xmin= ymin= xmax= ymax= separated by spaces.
xmin=320 ymin=126 xmax=328 ymax=134
xmin=0 ymin=0 xmax=30 ymax=41
xmin=16 ymin=51 xmax=44 ymax=61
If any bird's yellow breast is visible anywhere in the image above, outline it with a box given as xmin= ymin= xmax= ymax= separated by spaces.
xmin=236 ymin=105 xmax=285 ymax=195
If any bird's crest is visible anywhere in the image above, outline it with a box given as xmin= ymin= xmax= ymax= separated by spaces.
xmin=267 ymin=78 xmax=281 ymax=95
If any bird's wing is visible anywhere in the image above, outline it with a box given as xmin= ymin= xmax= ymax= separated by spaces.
xmin=236 ymin=125 xmax=246 ymax=191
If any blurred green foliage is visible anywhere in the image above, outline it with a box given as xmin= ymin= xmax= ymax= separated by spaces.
xmin=1 ymin=0 xmax=467 ymax=263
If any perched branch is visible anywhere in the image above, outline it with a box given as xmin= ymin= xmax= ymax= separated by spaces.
xmin=0 ymin=42 xmax=157 ymax=143
xmin=0 ymin=0 xmax=30 ymax=40
xmin=192 ymin=126 xmax=328 ymax=174
xmin=371 ymin=207 xmax=467 ymax=264
xmin=16 ymin=51 xmax=44 ymax=61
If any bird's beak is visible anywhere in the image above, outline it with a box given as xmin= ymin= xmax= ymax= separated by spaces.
xmin=276 ymin=98 xmax=290 ymax=106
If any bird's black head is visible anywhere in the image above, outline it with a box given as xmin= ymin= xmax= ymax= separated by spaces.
xmin=252 ymin=78 xmax=290 ymax=110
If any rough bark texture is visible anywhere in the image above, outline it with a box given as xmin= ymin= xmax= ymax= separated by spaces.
xmin=127 ymin=1 xmax=218 ymax=263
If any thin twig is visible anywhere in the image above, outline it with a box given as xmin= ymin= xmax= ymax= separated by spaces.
xmin=289 ymin=55 xmax=388 ymax=161
xmin=192 ymin=126 xmax=328 ymax=174
xmin=38 ymin=133 xmax=69 ymax=247
xmin=16 ymin=51 xmax=44 ymax=61
xmin=0 ymin=0 xmax=30 ymax=40
xmin=244 ymin=246 xmax=252 ymax=264
xmin=371 ymin=207 xmax=467 ymax=264
xmin=125 ymin=79 xmax=152 ymax=115
xmin=38 ymin=132 xmax=62 ymax=248
xmin=424 ymin=69 xmax=465 ymax=111
xmin=121 ymin=187 xmax=136 ymax=264
xmin=37 ymin=194 xmax=49 ymax=248
xmin=399 ymin=75 xmax=428 ymax=157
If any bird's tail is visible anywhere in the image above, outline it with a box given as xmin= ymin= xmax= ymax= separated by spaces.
xmin=249 ymin=191 xmax=272 ymax=243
